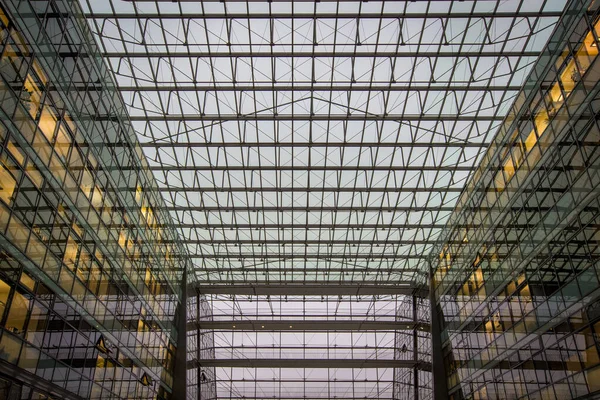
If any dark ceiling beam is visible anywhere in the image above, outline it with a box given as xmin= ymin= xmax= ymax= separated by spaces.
xmin=28 ymin=205 xmax=566 ymax=213
xmin=120 ymin=186 xmax=563 ymax=194
xmin=188 ymin=358 xmax=432 ymax=371
xmin=189 ymin=283 xmax=427 ymax=297
xmin=134 ymin=142 xmax=490 ymax=149
xmin=98 ymin=223 xmax=453 ymax=229
xmin=101 ymin=140 xmax=594 ymax=148
xmin=172 ymin=254 xmax=430 ymax=259
xmin=160 ymin=239 xmax=461 ymax=245
xmin=25 ymin=205 xmax=459 ymax=212
xmin=100 ymin=50 xmax=542 ymax=58
xmin=160 ymin=205 xmax=556 ymax=212
xmin=83 ymin=11 xmax=563 ymax=19
xmin=125 ymin=113 xmax=503 ymax=122
xmin=144 ymin=187 xmax=465 ymax=193
xmin=103 ymin=165 xmax=476 ymax=172
xmin=152 ymin=206 xmax=454 ymax=212
xmin=167 ymin=396 xmax=390 ymax=400
xmin=109 ymin=84 xmax=522 ymax=92
xmin=188 ymin=320 xmax=430 ymax=331
xmin=186 ymin=267 xmax=423 ymax=273
xmin=91 ymin=223 xmax=557 ymax=230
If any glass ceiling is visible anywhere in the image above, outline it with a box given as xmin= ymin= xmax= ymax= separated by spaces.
xmin=79 ymin=0 xmax=566 ymax=288
xmin=77 ymin=0 xmax=568 ymax=398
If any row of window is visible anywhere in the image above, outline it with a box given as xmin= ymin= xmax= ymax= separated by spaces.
xmin=0 ymin=1 xmax=188 ymax=398
xmin=0 ymin=30 xmax=175 ymax=378
xmin=434 ymin=8 xmax=600 ymax=400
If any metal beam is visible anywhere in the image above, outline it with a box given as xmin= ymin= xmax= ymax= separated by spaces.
xmin=101 ymin=50 xmax=542 ymax=58
xmin=110 ymin=84 xmax=522 ymax=92
xmin=83 ymin=11 xmax=564 ymax=19
xmin=121 ymin=186 xmax=562 ymax=193
xmin=152 ymin=206 xmax=455 ymax=212
xmin=134 ymin=142 xmax=490 ymax=149
xmin=180 ymin=252 xmax=591 ymax=260
xmin=188 ymin=358 xmax=432 ymax=371
xmin=177 ymin=254 xmax=430 ymax=259
xmin=125 ymin=113 xmax=504 ymax=122
xmin=188 ymin=267 xmax=423 ymax=274
xmin=183 ymin=397 xmax=394 ymax=400
xmin=101 ymin=223 xmax=453 ymax=230
xmin=190 ymin=283 xmax=427 ymax=296
xmin=130 ymin=205 xmax=574 ymax=212
xmin=154 ymin=239 xmax=463 ymax=245
xmin=93 ymin=223 xmax=555 ymax=230
xmin=188 ymin=320 xmax=430 ymax=331
xmin=18 ymin=205 xmax=466 ymax=212
xmin=140 ymin=187 xmax=465 ymax=193
xmin=103 ymin=165 xmax=476 ymax=172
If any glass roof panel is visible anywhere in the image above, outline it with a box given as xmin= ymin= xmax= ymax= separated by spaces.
xmin=80 ymin=1 xmax=568 ymax=398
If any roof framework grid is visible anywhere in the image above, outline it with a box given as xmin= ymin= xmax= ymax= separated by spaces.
xmin=79 ymin=0 xmax=566 ymax=287
xmin=77 ymin=1 xmax=569 ymax=398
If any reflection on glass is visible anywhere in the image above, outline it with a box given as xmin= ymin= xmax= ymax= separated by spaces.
xmin=6 ymin=291 xmax=29 ymax=333
xmin=0 ymin=279 xmax=9 ymax=319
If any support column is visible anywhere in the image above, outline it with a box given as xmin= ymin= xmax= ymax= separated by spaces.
xmin=429 ymin=269 xmax=449 ymax=399
xmin=197 ymin=293 xmax=202 ymax=400
xmin=412 ymin=295 xmax=419 ymax=400
xmin=172 ymin=268 xmax=188 ymax=400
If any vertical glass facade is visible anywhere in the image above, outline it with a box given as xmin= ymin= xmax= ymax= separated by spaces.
xmin=186 ymin=292 xmax=432 ymax=400
xmin=0 ymin=0 xmax=187 ymax=399
xmin=432 ymin=0 xmax=600 ymax=398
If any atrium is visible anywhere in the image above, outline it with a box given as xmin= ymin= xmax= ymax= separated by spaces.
xmin=0 ymin=0 xmax=598 ymax=399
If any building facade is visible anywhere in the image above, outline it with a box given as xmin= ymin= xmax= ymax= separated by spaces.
xmin=0 ymin=0 xmax=188 ymax=398
xmin=432 ymin=0 xmax=600 ymax=398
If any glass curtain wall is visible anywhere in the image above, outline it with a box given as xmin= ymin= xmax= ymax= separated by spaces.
xmin=0 ymin=0 xmax=188 ymax=399
xmin=187 ymin=292 xmax=432 ymax=400
xmin=432 ymin=0 xmax=600 ymax=398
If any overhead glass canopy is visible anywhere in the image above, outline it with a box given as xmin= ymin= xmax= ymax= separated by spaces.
xmin=79 ymin=0 xmax=565 ymax=288
xmin=78 ymin=1 xmax=568 ymax=398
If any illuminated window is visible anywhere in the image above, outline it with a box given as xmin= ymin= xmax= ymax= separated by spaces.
xmin=0 ymin=164 xmax=16 ymax=205
xmin=19 ymin=273 xmax=34 ymax=291
xmin=559 ymin=59 xmax=579 ymax=95
xmin=37 ymin=107 xmax=58 ymax=141
xmin=54 ymin=125 xmax=71 ymax=160
xmin=524 ymin=130 xmax=538 ymax=153
xmin=7 ymin=141 xmax=24 ymax=166
xmin=0 ymin=332 xmax=21 ymax=364
xmin=63 ymin=236 xmax=79 ymax=270
xmin=22 ymin=74 xmax=42 ymax=119
xmin=575 ymin=29 xmax=599 ymax=73
xmin=0 ymin=279 xmax=9 ymax=319
xmin=6 ymin=291 xmax=29 ymax=333
xmin=24 ymin=302 xmax=46 ymax=346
